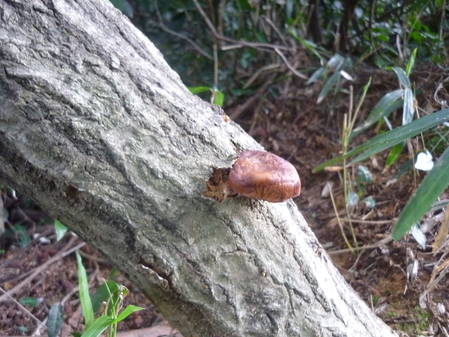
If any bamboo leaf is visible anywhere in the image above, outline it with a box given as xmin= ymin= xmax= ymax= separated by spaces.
xmin=317 ymin=71 xmax=341 ymax=104
xmin=307 ymin=67 xmax=327 ymax=84
xmin=351 ymin=89 xmax=404 ymax=137
xmin=405 ymin=48 xmax=418 ymax=76
xmin=392 ymin=67 xmax=410 ymax=88
xmin=402 ymin=88 xmax=414 ymax=125
xmin=314 ymin=107 xmax=449 ymax=172
xmin=392 ymin=146 xmax=449 ymax=240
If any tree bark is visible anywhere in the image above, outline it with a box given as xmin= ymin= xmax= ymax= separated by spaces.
xmin=0 ymin=0 xmax=397 ymax=336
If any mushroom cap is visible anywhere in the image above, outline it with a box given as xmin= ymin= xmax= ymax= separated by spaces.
xmin=228 ymin=150 xmax=301 ymax=202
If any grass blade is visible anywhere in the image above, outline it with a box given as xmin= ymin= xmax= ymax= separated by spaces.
xmin=114 ymin=305 xmax=145 ymax=323
xmin=76 ymin=252 xmax=94 ymax=327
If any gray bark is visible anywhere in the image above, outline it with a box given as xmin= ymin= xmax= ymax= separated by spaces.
xmin=0 ymin=0 xmax=397 ymax=336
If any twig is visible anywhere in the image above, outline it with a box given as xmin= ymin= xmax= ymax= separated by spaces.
xmin=329 ymin=182 xmax=354 ymax=253
xmin=229 ymin=72 xmax=277 ymax=120
xmin=0 ymin=286 xmax=43 ymax=327
xmin=243 ymin=63 xmax=280 ymax=89
xmin=191 ymin=0 xmax=291 ymax=52
xmin=221 ymin=42 xmax=289 ymax=52
xmin=151 ymin=2 xmax=212 ymax=60
xmin=341 ymin=219 xmax=393 ymax=225
xmin=275 ymin=48 xmax=308 ymax=80
xmin=328 ymin=236 xmax=393 ymax=255
xmin=262 ymin=17 xmax=289 ymax=49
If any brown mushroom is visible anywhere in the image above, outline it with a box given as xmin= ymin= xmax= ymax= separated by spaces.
xmin=228 ymin=150 xmax=301 ymax=203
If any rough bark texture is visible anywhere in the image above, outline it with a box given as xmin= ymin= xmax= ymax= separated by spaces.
xmin=0 ymin=0 xmax=397 ymax=336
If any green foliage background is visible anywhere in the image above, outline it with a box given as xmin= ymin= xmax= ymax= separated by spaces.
xmin=111 ymin=0 xmax=447 ymax=98
xmin=109 ymin=0 xmax=449 ymax=240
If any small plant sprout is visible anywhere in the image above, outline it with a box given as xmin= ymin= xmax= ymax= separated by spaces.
xmin=73 ymin=252 xmax=144 ymax=337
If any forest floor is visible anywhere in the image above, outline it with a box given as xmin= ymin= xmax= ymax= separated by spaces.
xmin=1 ymin=65 xmax=449 ymax=336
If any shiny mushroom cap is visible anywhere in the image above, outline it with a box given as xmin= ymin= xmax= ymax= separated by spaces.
xmin=228 ymin=150 xmax=301 ymax=203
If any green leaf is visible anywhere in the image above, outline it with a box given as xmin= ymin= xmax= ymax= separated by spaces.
xmin=386 ymin=142 xmax=405 ymax=167
xmin=317 ymin=71 xmax=341 ymax=104
xmin=107 ymin=267 xmax=119 ymax=280
xmin=307 ymin=67 xmax=327 ymax=85
xmin=363 ymin=196 xmax=376 ymax=208
xmin=47 ymin=302 xmax=64 ymax=337
xmin=105 ymin=281 xmax=123 ymax=315
xmin=19 ymin=297 xmax=41 ymax=307
xmin=314 ymin=107 xmax=449 ymax=172
xmin=392 ymin=145 xmax=449 ymax=240
xmin=357 ymin=165 xmax=372 ymax=183
xmin=189 ymin=86 xmax=224 ymax=107
xmin=12 ymin=224 xmax=31 ymax=248
xmin=54 ymin=220 xmax=68 ymax=241
xmin=81 ymin=315 xmax=115 ymax=337
xmin=188 ymin=86 xmax=211 ymax=94
xmin=91 ymin=280 xmax=119 ymax=314
xmin=114 ymin=305 xmax=145 ymax=323
xmin=402 ymin=88 xmax=414 ymax=125
xmin=392 ymin=67 xmax=410 ymax=88
xmin=327 ymin=54 xmax=345 ymax=70
xmin=351 ymin=89 xmax=404 ymax=137
xmin=405 ymin=48 xmax=418 ymax=77
xmin=429 ymin=199 xmax=449 ymax=214
xmin=213 ymin=91 xmax=225 ymax=107
xmin=76 ymin=252 xmax=94 ymax=328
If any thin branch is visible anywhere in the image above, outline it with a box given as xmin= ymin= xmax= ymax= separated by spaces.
xmin=328 ymin=237 xmax=393 ymax=255
xmin=0 ymin=286 xmax=43 ymax=326
xmin=151 ymin=2 xmax=213 ymax=60
xmin=191 ymin=0 xmax=291 ymax=53
xmin=262 ymin=17 xmax=290 ymax=49
xmin=275 ymin=48 xmax=309 ymax=80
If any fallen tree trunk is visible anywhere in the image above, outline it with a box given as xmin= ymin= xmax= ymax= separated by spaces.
xmin=0 ymin=0 xmax=397 ymax=336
